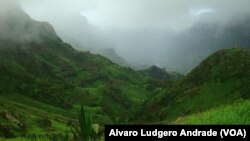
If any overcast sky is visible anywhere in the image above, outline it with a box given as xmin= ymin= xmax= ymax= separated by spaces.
xmin=19 ymin=0 xmax=250 ymax=73
xmin=21 ymin=0 xmax=250 ymax=32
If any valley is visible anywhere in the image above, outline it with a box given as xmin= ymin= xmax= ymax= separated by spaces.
xmin=0 ymin=0 xmax=249 ymax=140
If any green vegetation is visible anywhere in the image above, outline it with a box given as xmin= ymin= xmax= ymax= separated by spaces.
xmin=171 ymin=99 xmax=250 ymax=124
xmin=137 ymin=48 xmax=250 ymax=123
xmin=72 ymin=106 xmax=102 ymax=141
xmin=0 ymin=4 xmax=250 ymax=140
xmin=0 ymin=5 xmax=158 ymax=139
xmin=0 ymin=95 xmax=73 ymax=138
xmin=139 ymin=65 xmax=182 ymax=81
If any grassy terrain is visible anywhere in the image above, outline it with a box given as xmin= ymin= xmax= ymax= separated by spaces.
xmin=0 ymin=5 xmax=164 ymax=139
xmin=137 ymin=48 xmax=250 ymax=123
xmin=0 ymin=95 xmax=72 ymax=138
xmin=1 ymin=4 xmax=250 ymax=140
xmin=171 ymin=99 xmax=250 ymax=124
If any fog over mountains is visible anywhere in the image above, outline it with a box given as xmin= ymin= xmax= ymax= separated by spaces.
xmin=20 ymin=0 xmax=250 ymax=73
xmin=0 ymin=0 xmax=250 ymax=139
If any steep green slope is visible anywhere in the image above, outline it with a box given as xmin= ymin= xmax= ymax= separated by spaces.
xmin=0 ymin=40 xmax=150 ymax=119
xmin=137 ymin=48 xmax=250 ymax=123
xmin=1 ymin=1 xmax=250 ymax=140
xmin=0 ymin=2 xmax=152 ymax=138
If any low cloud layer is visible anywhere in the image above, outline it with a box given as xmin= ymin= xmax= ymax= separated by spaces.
xmin=3 ymin=0 xmax=250 ymax=73
xmin=21 ymin=0 xmax=250 ymax=31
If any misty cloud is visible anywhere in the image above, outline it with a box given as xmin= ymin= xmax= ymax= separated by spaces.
xmin=18 ymin=0 xmax=250 ymax=73
xmin=0 ymin=0 xmax=58 ymax=43
xmin=21 ymin=0 xmax=250 ymax=31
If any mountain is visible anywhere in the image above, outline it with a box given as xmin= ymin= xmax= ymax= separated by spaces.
xmin=139 ymin=65 xmax=182 ymax=81
xmin=163 ymin=17 xmax=250 ymax=73
xmin=23 ymin=4 xmax=108 ymax=52
xmin=0 ymin=2 xmax=153 ymax=138
xmin=135 ymin=48 xmax=250 ymax=123
xmin=24 ymin=5 xmax=121 ymax=65
xmin=0 ymin=1 xmax=58 ymax=42
xmin=1 ymin=0 xmax=250 ymax=139
xmin=94 ymin=48 xmax=129 ymax=67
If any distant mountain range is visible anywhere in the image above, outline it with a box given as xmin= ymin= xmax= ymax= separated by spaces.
xmin=163 ymin=16 xmax=250 ymax=73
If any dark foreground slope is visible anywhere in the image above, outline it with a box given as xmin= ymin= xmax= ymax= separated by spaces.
xmin=136 ymin=48 xmax=250 ymax=123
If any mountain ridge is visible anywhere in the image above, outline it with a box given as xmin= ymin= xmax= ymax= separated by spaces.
xmin=0 ymin=1 xmax=250 ymax=139
xmin=135 ymin=47 xmax=250 ymax=123
xmin=0 ymin=2 xmax=152 ymax=128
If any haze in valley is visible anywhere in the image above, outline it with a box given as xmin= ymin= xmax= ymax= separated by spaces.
xmin=16 ymin=0 xmax=250 ymax=73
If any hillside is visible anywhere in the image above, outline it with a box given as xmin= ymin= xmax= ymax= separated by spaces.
xmin=163 ymin=17 xmax=250 ymax=73
xmin=1 ymin=0 xmax=250 ymax=140
xmin=139 ymin=65 xmax=182 ymax=81
xmin=136 ymin=48 xmax=250 ymax=123
xmin=0 ymin=2 xmax=153 ymax=138
xmin=94 ymin=48 xmax=129 ymax=67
